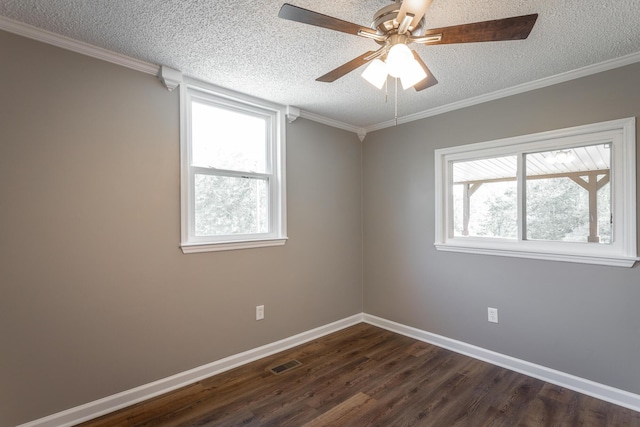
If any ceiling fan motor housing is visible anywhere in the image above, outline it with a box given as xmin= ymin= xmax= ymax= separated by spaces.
xmin=371 ymin=2 xmax=427 ymax=41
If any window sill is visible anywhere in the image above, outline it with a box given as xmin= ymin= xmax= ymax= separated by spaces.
xmin=434 ymin=243 xmax=638 ymax=267
xmin=181 ymin=237 xmax=288 ymax=254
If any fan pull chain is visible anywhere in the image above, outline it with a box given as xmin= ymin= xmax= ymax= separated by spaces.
xmin=384 ymin=78 xmax=388 ymax=104
xmin=395 ymin=77 xmax=398 ymax=126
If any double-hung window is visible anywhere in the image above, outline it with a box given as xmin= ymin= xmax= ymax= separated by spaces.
xmin=180 ymin=82 xmax=286 ymax=253
xmin=434 ymin=118 xmax=637 ymax=267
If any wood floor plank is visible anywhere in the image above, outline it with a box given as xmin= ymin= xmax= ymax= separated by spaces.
xmin=78 ymin=324 xmax=640 ymax=426
xmin=366 ymin=361 xmax=477 ymax=425
xmin=302 ymin=392 xmax=377 ymax=427
xmin=424 ymin=364 xmax=517 ymax=426
xmin=515 ymin=382 xmax=582 ymax=426
xmin=481 ymin=375 xmax=546 ymax=426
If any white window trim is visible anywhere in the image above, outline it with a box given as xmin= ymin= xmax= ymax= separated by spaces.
xmin=178 ymin=76 xmax=287 ymax=253
xmin=434 ymin=118 xmax=637 ymax=267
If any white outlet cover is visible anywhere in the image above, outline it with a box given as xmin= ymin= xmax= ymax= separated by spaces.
xmin=256 ymin=305 xmax=264 ymax=321
xmin=488 ymin=307 xmax=499 ymax=323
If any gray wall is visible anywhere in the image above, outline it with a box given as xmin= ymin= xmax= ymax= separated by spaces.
xmin=2 ymin=24 xmax=640 ymax=427
xmin=364 ymin=62 xmax=640 ymax=396
xmin=0 ymin=30 xmax=363 ymax=426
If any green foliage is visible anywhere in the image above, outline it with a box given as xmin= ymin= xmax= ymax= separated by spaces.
xmin=526 ymin=178 xmax=587 ymax=241
xmin=477 ymin=185 xmax=517 ymax=239
xmin=194 ymin=175 xmax=267 ymax=236
xmin=454 ymin=177 xmax=611 ymax=243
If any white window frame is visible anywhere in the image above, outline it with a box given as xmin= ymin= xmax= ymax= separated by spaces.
xmin=434 ymin=118 xmax=637 ymax=267
xmin=179 ymin=78 xmax=287 ymax=253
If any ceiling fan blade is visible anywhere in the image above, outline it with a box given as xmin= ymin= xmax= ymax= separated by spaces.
xmin=411 ymin=51 xmax=438 ymax=91
xmin=397 ymin=0 xmax=435 ymax=32
xmin=316 ymin=51 xmax=377 ymax=83
xmin=422 ymin=14 xmax=538 ymax=44
xmin=278 ymin=3 xmax=376 ymax=37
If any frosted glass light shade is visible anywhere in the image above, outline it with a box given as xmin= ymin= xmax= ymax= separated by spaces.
xmin=386 ymin=43 xmax=414 ymax=78
xmin=362 ymin=59 xmax=388 ymax=89
xmin=400 ymin=58 xmax=427 ymax=89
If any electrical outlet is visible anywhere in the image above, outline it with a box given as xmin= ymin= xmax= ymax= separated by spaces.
xmin=256 ymin=305 xmax=264 ymax=321
xmin=488 ymin=307 xmax=498 ymax=323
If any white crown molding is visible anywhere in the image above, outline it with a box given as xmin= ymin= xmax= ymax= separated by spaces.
xmin=17 ymin=314 xmax=365 ymax=427
xmin=159 ymin=66 xmax=182 ymax=91
xmin=365 ymin=50 xmax=640 ymax=133
xmin=299 ymin=110 xmax=367 ymax=141
xmin=0 ymin=15 xmax=367 ymax=141
xmin=286 ymin=106 xmax=301 ymax=123
xmin=3 ymin=14 xmax=638 ymax=142
xmin=0 ymin=15 xmax=159 ymax=75
xmin=363 ymin=314 xmax=640 ymax=413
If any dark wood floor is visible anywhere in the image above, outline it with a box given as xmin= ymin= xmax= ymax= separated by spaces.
xmin=79 ymin=323 xmax=640 ymax=426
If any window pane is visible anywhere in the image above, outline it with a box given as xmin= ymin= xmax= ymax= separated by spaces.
xmin=191 ymin=101 xmax=267 ymax=173
xmin=452 ymin=156 xmax=517 ymax=239
xmin=598 ymin=182 xmax=611 ymax=244
xmin=194 ymin=174 xmax=268 ymax=236
xmin=525 ymin=144 xmax=611 ymax=243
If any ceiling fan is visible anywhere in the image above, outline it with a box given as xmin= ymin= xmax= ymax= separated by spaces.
xmin=278 ymin=1 xmax=538 ymax=91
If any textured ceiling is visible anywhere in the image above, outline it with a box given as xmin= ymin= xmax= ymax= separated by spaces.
xmin=1 ymin=0 xmax=640 ymax=129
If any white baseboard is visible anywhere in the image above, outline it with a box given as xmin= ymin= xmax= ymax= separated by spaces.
xmin=18 ymin=314 xmax=364 ymax=427
xmin=20 ymin=312 xmax=640 ymax=426
xmin=363 ymin=313 xmax=640 ymax=413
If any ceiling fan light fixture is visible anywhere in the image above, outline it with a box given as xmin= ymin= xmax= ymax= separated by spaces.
xmin=278 ymin=3 xmax=539 ymax=96
xmin=400 ymin=59 xmax=427 ymax=89
xmin=362 ymin=58 xmax=388 ymax=89
xmin=386 ymin=43 xmax=414 ymax=78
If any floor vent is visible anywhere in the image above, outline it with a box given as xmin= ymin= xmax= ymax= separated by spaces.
xmin=269 ymin=359 xmax=302 ymax=375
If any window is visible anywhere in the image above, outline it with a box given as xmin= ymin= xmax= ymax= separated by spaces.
xmin=434 ymin=118 xmax=637 ymax=267
xmin=180 ymin=81 xmax=286 ymax=253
